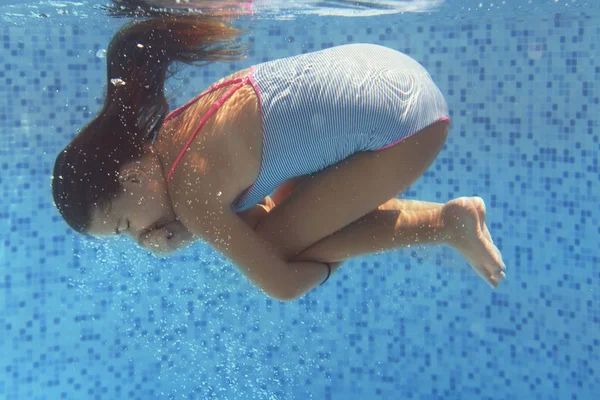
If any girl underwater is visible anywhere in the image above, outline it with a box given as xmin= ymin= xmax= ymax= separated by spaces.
xmin=52 ymin=14 xmax=506 ymax=301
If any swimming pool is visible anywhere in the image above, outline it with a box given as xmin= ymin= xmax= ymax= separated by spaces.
xmin=1 ymin=0 xmax=598 ymax=399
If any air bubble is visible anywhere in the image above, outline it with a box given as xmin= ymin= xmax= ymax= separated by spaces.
xmin=110 ymin=78 xmax=127 ymax=87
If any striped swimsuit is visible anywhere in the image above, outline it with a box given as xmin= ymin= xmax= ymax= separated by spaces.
xmin=165 ymin=44 xmax=450 ymax=212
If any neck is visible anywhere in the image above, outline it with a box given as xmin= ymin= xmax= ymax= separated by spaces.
xmin=148 ymin=144 xmax=167 ymax=182
xmin=152 ymin=121 xmax=180 ymax=184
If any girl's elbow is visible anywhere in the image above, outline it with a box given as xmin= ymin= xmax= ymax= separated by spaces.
xmin=262 ymin=281 xmax=301 ymax=302
xmin=264 ymin=286 xmax=298 ymax=302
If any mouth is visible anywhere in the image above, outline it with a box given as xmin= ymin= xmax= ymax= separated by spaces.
xmin=137 ymin=218 xmax=173 ymax=246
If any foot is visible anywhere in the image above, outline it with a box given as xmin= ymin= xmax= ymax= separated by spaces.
xmin=442 ymin=197 xmax=506 ymax=287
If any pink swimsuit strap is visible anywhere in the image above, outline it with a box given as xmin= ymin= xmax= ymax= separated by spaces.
xmin=165 ymin=67 xmax=259 ymax=181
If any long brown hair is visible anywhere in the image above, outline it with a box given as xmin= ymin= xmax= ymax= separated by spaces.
xmin=52 ymin=15 xmax=246 ymax=233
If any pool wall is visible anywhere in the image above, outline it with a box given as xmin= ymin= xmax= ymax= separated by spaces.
xmin=0 ymin=10 xmax=598 ymax=400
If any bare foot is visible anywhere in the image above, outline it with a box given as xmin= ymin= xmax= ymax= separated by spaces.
xmin=442 ymin=197 xmax=506 ymax=287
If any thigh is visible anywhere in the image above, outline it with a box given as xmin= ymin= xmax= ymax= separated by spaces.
xmin=255 ymin=121 xmax=449 ymax=260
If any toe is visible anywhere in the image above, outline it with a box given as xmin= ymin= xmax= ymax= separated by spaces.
xmin=490 ymin=271 xmax=506 ymax=287
xmin=487 ymin=275 xmax=499 ymax=288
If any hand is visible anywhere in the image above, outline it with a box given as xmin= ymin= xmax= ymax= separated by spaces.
xmin=236 ymin=196 xmax=275 ymax=230
xmin=139 ymin=220 xmax=195 ymax=256
xmin=236 ymin=177 xmax=310 ymax=230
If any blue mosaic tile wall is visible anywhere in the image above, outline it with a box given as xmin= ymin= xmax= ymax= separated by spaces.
xmin=1 ymin=9 xmax=598 ymax=400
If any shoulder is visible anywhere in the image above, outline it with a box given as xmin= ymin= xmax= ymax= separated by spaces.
xmin=167 ymin=147 xmax=239 ymax=211
xmin=159 ymin=68 xmax=263 ymax=209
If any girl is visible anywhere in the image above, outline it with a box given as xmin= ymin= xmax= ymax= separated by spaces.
xmin=53 ymin=16 xmax=505 ymax=301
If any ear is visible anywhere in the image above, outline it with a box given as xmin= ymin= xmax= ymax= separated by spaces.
xmin=118 ymin=167 xmax=145 ymax=187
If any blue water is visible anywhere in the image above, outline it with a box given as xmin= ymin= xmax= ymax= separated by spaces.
xmin=1 ymin=0 xmax=598 ymax=399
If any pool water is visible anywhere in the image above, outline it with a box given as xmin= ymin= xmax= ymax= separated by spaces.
xmin=0 ymin=0 xmax=598 ymax=399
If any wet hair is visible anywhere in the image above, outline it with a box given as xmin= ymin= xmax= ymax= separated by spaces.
xmin=52 ymin=15 xmax=246 ymax=233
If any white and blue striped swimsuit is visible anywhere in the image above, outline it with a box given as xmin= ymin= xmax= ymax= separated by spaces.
xmin=165 ymin=44 xmax=449 ymax=212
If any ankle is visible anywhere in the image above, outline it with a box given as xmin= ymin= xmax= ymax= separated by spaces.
xmin=440 ymin=202 xmax=463 ymax=248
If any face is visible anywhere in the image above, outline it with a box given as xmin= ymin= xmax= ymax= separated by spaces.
xmin=87 ymin=154 xmax=194 ymax=255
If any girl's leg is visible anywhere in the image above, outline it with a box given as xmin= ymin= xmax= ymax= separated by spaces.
xmin=379 ymin=198 xmax=444 ymax=212
xmin=255 ymin=122 xmax=450 ymax=262
xmin=293 ymin=196 xmax=506 ymax=287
